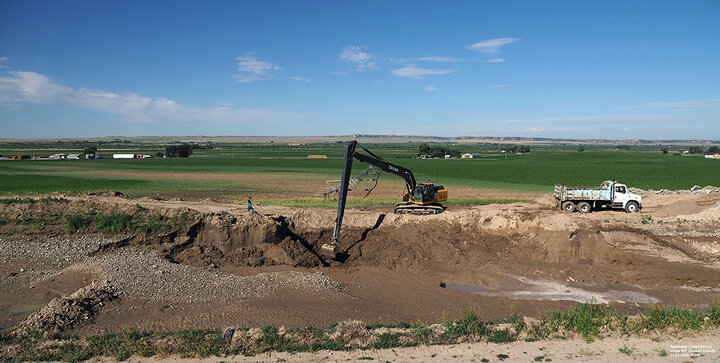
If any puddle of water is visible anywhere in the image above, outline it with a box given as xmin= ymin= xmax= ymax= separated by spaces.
xmin=6 ymin=304 xmax=44 ymax=313
xmin=444 ymin=283 xmax=491 ymax=293
xmin=446 ymin=275 xmax=659 ymax=304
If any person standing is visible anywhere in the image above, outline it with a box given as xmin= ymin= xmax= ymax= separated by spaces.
xmin=247 ymin=196 xmax=254 ymax=211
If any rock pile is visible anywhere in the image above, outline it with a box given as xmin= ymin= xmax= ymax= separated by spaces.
xmin=630 ymin=185 xmax=719 ymax=195
xmin=14 ymin=280 xmax=119 ymax=338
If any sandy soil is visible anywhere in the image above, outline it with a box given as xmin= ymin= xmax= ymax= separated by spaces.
xmin=2 ymin=188 xmax=720 ymax=356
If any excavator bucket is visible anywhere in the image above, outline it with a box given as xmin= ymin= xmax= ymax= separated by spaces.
xmin=320 ymin=243 xmax=338 ymax=259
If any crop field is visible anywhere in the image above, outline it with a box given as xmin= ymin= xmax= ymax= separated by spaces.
xmin=1 ymin=146 xmax=719 ymax=203
xmin=2 ymin=142 xmax=720 ymax=361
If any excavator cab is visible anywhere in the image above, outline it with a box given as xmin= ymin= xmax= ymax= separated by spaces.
xmin=412 ymin=183 xmax=447 ymax=205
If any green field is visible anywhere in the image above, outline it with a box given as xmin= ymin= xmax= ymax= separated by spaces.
xmin=1 ymin=145 xmax=718 ymax=203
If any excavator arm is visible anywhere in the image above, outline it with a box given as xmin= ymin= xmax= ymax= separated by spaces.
xmin=321 ymin=140 xmax=427 ymax=259
xmin=354 ymin=146 xmax=417 ymax=195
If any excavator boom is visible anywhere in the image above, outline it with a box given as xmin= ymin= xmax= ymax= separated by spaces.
xmin=321 ymin=140 xmax=446 ymax=259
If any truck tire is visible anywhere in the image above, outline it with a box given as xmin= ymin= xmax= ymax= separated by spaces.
xmin=577 ymin=202 xmax=591 ymax=213
xmin=562 ymin=201 xmax=576 ymax=212
xmin=625 ymin=201 xmax=639 ymax=213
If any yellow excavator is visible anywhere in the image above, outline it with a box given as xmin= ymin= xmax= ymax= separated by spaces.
xmin=321 ymin=140 xmax=448 ymax=259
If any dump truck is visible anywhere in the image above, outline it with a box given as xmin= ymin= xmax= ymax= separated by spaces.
xmin=554 ymin=180 xmax=642 ymax=213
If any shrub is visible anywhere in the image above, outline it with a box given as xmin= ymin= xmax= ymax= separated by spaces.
xmin=136 ymin=215 xmax=171 ymax=234
xmin=64 ymin=213 xmax=91 ymax=233
xmin=372 ymin=333 xmax=401 ymax=349
xmin=487 ymin=329 xmax=515 ymax=343
xmin=442 ymin=310 xmax=489 ymax=342
xmin=94 ymin=213 xmax=133 ymax=233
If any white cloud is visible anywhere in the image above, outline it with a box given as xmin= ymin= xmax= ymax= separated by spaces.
xmin=392 ymin=66 xmax=454 ymax=79
xmin=235 ymin=54 xmax=283 ymax=83
xmin=418 ymin=56 xmax=458 ymax=63
xmin=291 ymin=76 xmax=312 ymax=83
xmin=0 ymin=70 xmax=302 ymax=124
xmin=622 ymin=97 xmax=720 ymax=110
xmin=424 ymin=85 xmax=437 ymax=91
xmin=388 ymin=56 xmax=460 ymax=63
xmin=467 ymin=38 xmax=519 ymax=53
xmin=340 ymin=46 xmax=376 ymax=70
xmin=487 ymin=58 xmax=505 ymax=63
xmin=390 ymin=56 xmax=459 ymax=64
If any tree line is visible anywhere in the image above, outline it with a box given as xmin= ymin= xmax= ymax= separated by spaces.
xmin=417 ymin=143 xmax=461 ymax=158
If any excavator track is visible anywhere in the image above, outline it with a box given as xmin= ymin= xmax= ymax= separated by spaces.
xmin=394 ymin=202 xmax=445 ymax=215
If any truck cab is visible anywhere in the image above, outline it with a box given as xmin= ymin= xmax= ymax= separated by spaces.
xmin=610 ymin=183 xmax=642 ymax=213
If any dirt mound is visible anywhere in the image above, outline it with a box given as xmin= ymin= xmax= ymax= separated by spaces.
xmin=15 ymin=280 xmax=119 ymax=338
xmin=329 ymin=320 xmax=376 ymax=347
xmin=160 ymin=212 xmax=326 ymax=268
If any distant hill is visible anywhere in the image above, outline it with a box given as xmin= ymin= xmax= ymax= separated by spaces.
xmin=0 ymin=134 xmax=718 ymax=146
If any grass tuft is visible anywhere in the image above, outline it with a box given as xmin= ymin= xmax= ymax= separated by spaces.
xmin=94 ymin=212 xmax=133 ymax=233
xmin=64 ymin=212 xmax=91 ymax=233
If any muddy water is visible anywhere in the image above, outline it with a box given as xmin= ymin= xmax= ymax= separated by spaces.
xmin=446 ymin=275 xmax=659 ymax=304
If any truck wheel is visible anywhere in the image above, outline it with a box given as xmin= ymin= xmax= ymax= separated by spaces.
xmin=625 ymin=202 xmax=639 ymax=213
xmin=577 ymin=202 xmax=591 ymax=213
xmin=562 ymin=201 xmax=576 ymax=212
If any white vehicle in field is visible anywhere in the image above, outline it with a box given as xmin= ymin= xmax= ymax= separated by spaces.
xmin=554 ymin=180 xmax=642 ymax=213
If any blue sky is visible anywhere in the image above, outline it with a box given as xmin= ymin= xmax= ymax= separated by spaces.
xmin=0 ymin=0 xmax=718 ymax=139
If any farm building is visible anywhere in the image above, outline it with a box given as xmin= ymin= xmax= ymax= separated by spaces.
xmin=705 ymin=154 xmax=720 ymax=159
xmin=49 ymin=154 xmax=67 ymax=159
xmin=66 ymin=154 xmax=81 ymax=159
xmin=113 ymin=153 xmax=136 ymax=159
xmin=461 ymin=153 xmax=482 ymax=159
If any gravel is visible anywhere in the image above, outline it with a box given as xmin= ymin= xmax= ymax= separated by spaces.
xmin=0 ymin=236 xmax=122 ymax=263
xmin=2 ymin=236 xmax=346 ymax=304
xmin=72 ymin=247 xmax=347 ymax=303
xmin=634 ymin=186 xmax=720 ymax=195
xmin=0 ymin=236 xmax=124 ymax=285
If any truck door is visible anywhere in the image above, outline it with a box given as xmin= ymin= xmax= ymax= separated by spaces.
xmin=613 ymin=184 xmax=629 ymax=207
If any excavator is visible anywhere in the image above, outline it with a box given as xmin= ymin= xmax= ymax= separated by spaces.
xmin=320 ymin=140 xmax=448 ymax=259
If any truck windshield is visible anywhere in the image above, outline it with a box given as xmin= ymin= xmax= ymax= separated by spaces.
xmin=615 ymin=186 xmax=626 ymax=193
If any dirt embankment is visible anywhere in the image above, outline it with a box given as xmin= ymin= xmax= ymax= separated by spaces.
xmin=6 ymin=190 xmax=719 ymax=292
xmin=3 ymin=190 xmax=720 ymax=336
xmin=102 ymin=193 xmax=719 ymax=295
